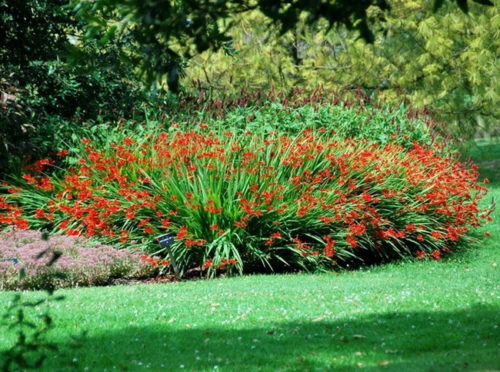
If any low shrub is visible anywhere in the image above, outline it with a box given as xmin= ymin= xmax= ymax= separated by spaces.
xmin=0 ymin=127 xmax=490 ymax=277
xmin=0 ymin=0 xmax=171 ymax=178
xmin=0 ymin=229 xmax=158 ymax=290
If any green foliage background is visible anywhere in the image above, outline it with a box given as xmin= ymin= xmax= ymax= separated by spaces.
xmin=183 ymin=0 xmax=499 ymax=137
xmin=0 ymin=0 xmax=166 ymax=176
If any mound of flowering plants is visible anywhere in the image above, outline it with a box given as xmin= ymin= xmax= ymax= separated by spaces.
xmin=0 ymin=128 xmax=490 ymax=277
xmin=0 ymin=229 xmax=159 ymax=290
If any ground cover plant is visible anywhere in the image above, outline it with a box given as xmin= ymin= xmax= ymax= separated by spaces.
xmin=0 ymin=124 xmax=490 ymax=277
xmin=0 ymin=229 xmax=158 ymax=290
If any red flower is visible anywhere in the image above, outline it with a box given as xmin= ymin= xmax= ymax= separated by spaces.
xmin=234 ymin=221 xmax=247 ymax=228
xmin=138 ymin=218 xmax=150 ymax=226
xmin=176 ymin=226 xmax=188 ymax=240
xmin=431 ymin=230 xmax=445 ymax=239
xmin=346 ymin=236 xmax=358 ymax=248
xmin=322 ymin=236 xmax=336 ymax=258
xmin=405 ymin=224 xmax=416 ymax=233
xmin=349 ymin=223 xmax=366 ymax=236
xmin=140 ymin=255 xmax=160 ymax=267
xmin=203 ymin=259 xmax=213 ymax=269
xmin=22 ymin=174 xmax=37 ymax=184
xmin=119 ymin=230 xmax=129 ymax=243
xmin=66 ymin=228 xmax=80 ymax=236
xmin=431 ymin=250 xmax=442 ymax=260
xmin=415 ymin=250 xmax=426 ymax=259
xmin=34 ymin=209 xmax=45 ymax=219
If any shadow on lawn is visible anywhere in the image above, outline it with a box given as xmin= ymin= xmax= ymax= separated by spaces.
xmin=50 ymin=304 xmax=499 ymax=372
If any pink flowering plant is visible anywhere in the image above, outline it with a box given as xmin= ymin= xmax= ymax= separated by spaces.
xmin=0 ymin=229 xmax=158 ymax=290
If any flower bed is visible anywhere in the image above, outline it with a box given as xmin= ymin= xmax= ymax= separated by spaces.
xmin=0 ymin=128 xmax=490 ymax=277
xmin=0 ymin=229 xmax=158 ymax=290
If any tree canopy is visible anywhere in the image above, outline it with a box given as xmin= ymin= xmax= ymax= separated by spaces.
xmin=182 ymin=0 xmax=499 ymax=136
xmin=73 ymin=0 xmax=494 ymax=91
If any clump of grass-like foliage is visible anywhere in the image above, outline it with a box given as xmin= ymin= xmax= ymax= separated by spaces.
xmin=0 ymin=125 xmax=490 ymax=277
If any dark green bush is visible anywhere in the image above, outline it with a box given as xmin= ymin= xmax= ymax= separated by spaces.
xmin=0 ymin=0 xmax=168 ymax=177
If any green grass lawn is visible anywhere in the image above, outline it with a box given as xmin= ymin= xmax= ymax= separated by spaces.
xmin=1 ymin=140 xmax=499 ymax=372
